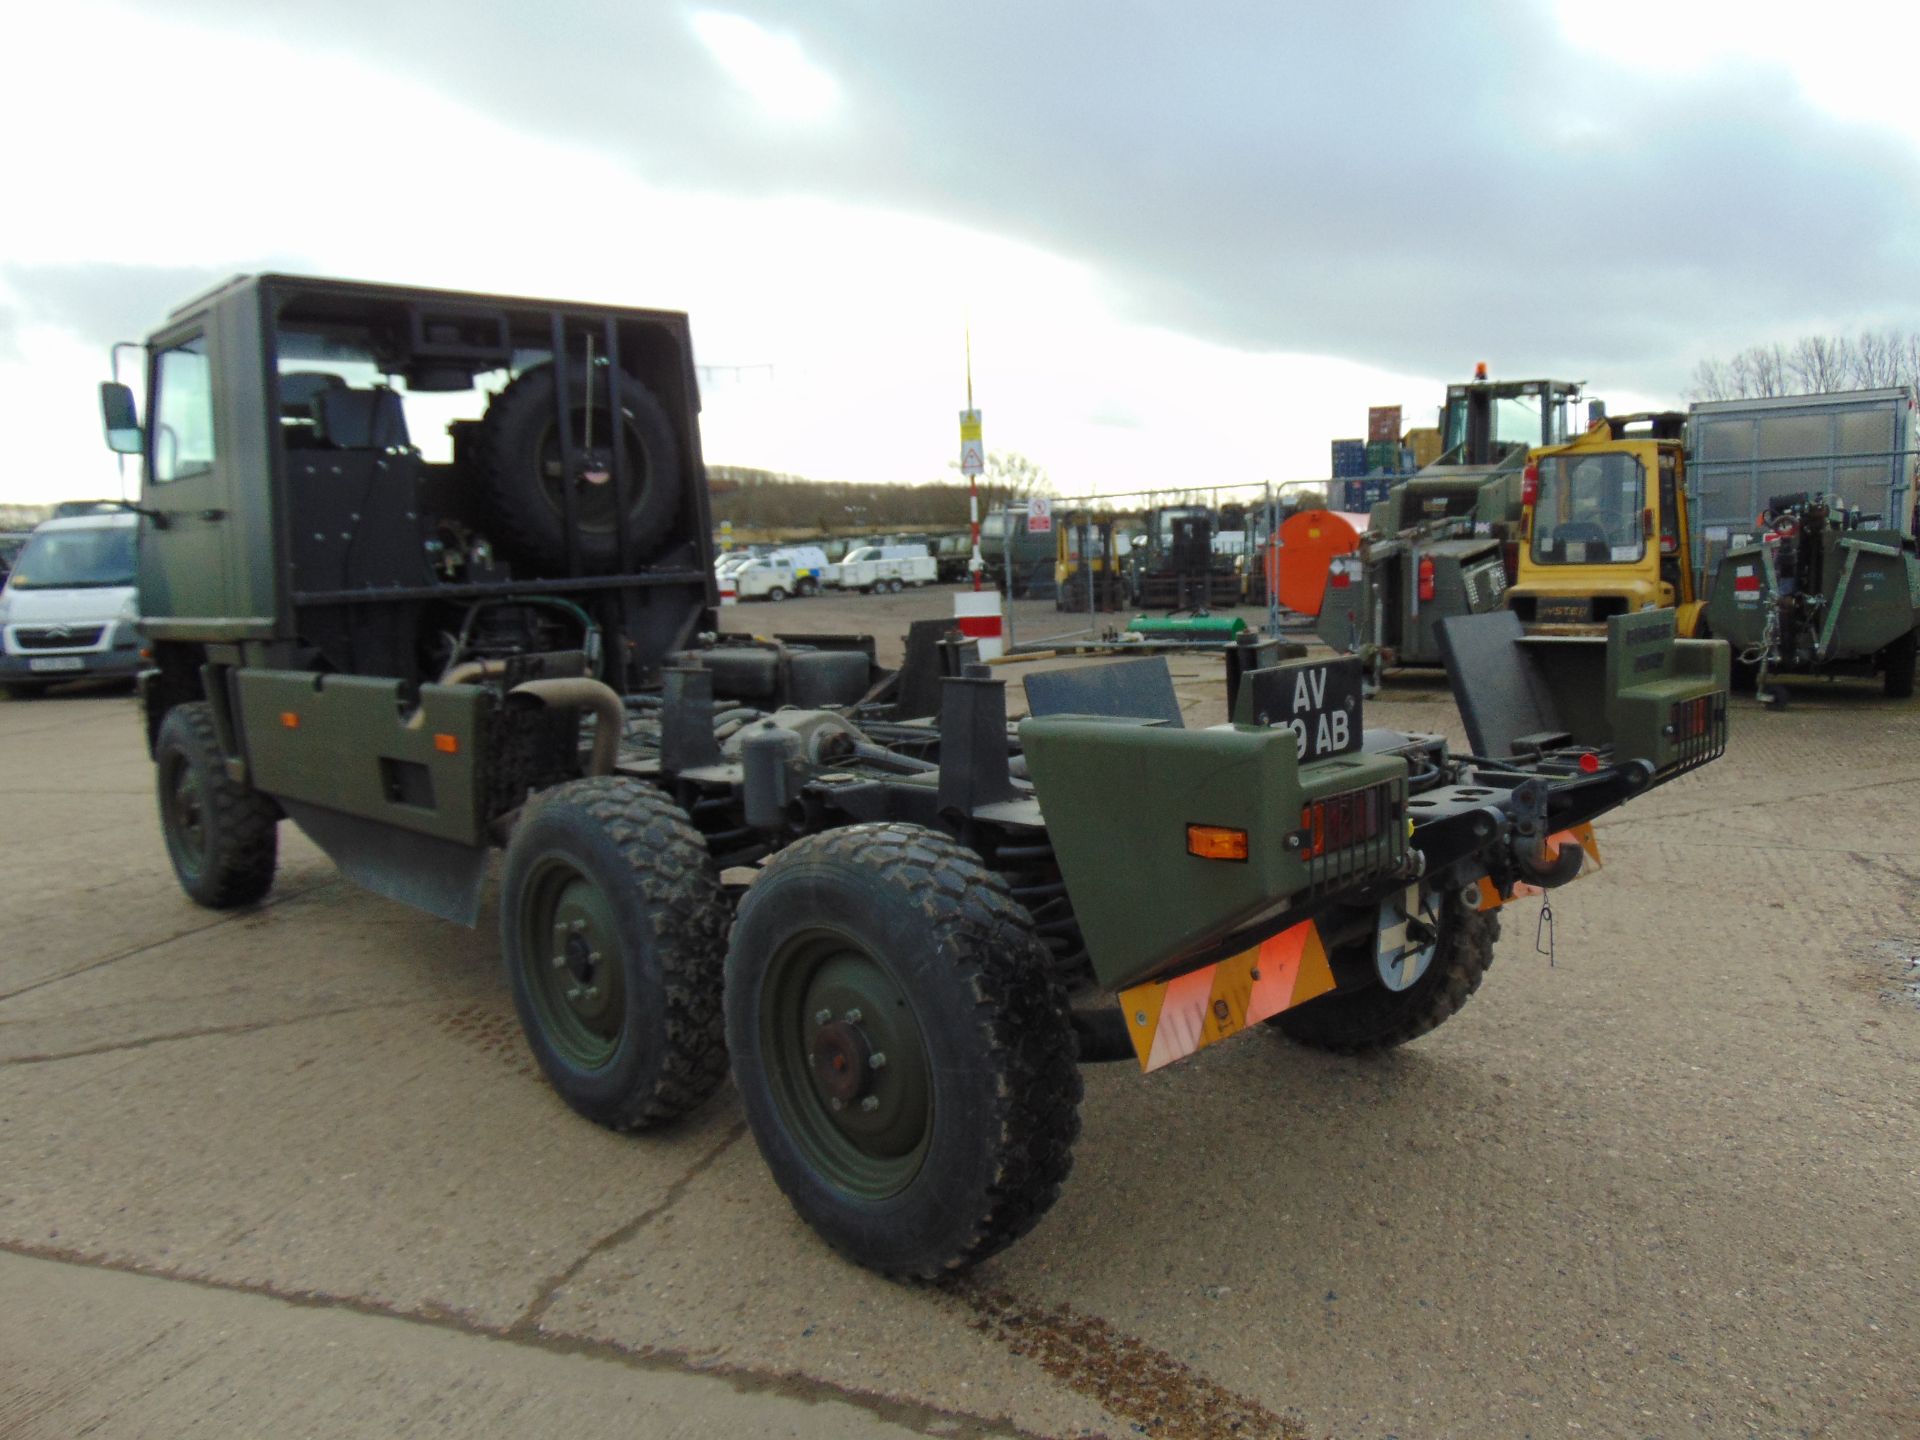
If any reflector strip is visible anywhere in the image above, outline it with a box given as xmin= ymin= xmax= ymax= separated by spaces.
xmin=1120 ymin=919 xmax=1335 ymax=1072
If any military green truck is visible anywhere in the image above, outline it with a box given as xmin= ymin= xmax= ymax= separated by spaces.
xmin=1317 ymin=375 xmax=1584 ymax=675
xmin=100 ymin=278 xmax=1730 ymax=1278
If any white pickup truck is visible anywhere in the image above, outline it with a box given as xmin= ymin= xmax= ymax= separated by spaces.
xmin=826 ymin=544 xmax=938 ymax=593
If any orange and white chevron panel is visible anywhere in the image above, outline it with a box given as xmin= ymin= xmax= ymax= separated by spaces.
xmin=1119 ymin=918 xmax=1336 ymax=1072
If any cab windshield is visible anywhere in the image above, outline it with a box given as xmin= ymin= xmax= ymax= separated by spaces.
xmin=1531 ymin=454 xmax=1647 ymax=565
xmin=6 ymin=525 xmax=137 ymax=590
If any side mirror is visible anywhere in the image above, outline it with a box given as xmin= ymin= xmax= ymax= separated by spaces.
xmin=1130 ymin=534 xmax=1148 ymax=550
xmin=100 ymin=382 xmax=143 ymax=455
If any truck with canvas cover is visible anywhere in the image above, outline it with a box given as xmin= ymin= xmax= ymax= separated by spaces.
xmin=1318 ymin=371 xmax=1582 ymax=671
xmin=100 ymin=279 xmax=1729 ymax=1281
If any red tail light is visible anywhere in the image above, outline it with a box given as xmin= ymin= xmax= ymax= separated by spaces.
xmin=1669 ymin=697 xmax=1712 ymax=740
xmin=1521 ymin=461 xmax=1539 ymax=508
xmin=1297 ymin=786 xmax=1390 ymax=860
xmin=1417 ymin=554 xmax=1436 ymax=602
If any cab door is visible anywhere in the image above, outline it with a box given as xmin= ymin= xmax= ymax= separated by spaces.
xmin=138 ymin=326 xmax=235 ymax=623
xmin=1656 ymin=444 xmax=1694 ymax=606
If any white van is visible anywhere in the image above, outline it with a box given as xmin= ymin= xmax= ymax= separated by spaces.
xmin=827 ymin=543 xmax=938 ymax=593
xmin=766 ymin=545 xmax=830 ymax=595
xmin=731 ymin=555 xmax=800 ymax=602
xmin=0 ymin=511 xmax=143 ymax=698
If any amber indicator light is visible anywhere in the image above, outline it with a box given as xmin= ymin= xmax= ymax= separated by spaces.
xmin=1186 ymin=824 xmax=1249 ymax=862
xmin=279 ymin=711 xmax=300 ymax=729
xmin=433 ymin=733 xmax=460 ymax=754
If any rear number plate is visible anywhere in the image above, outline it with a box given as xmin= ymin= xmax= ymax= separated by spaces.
xmin=29 ymin=656 xmax=86 ymax=673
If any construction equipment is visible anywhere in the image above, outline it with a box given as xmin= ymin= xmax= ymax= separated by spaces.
xmin=100 ymin=279 xmax=1730 ymax=1281
xmin=1507 ymin=411 xmax=1701 ymax=634
xmin=1704 ymin=493 xmax=1919 ymax=698
xmin=1318 ymin=372 xmax=1583 ymax=672
xmin=1689 ymin=389 xmax=1919 ymax=699
xmin=1054 ymin=509 xmax=1127 ymax=611
xmin=1127 ymin=504 xmax=1242 ymax=609
xmin=1511 ymin=393 xmax=1919 ymax=699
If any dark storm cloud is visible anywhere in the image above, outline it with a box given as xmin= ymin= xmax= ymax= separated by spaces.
xmin=129 ymin=3 xmax=1920 ymax=391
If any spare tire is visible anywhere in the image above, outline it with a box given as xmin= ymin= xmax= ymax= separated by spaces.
xmin=473 ymin=361 xmax=682 ymax=573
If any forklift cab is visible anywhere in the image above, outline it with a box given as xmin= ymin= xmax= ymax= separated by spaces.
xmin=1509 ymin=412 xmax=1699 ymax=632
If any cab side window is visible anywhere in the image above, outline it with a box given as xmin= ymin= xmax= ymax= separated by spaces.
xmin=151 ymin=337 xmax=216 ymax=483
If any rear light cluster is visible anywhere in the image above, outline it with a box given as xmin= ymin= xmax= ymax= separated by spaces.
xmin=1669 ymin=696 xmax=1712 ymax=741
xmin=1521 ymin=461 xmax=1540 ymax=509
xmin=1297 ymin=783 xmax=1391 ymax=859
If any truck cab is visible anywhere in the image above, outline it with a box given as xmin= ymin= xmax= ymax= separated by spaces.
xmin=1508 ymin=413 xmax=1700 ymax=634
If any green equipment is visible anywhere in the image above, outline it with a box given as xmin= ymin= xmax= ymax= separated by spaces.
xmin=1124 ymin=613 xmax=1246 ymax=639
xmin=1318 ymin=373 xmax=1583 ymax=674
xmin=100 ymin=278 xmax=1730 ymax=1283
xmin=1702 ymin=494 xmax=1919 ymax=699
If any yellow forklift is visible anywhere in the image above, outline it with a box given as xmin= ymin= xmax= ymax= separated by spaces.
xmin=1506 ymin=412 xmax=1704 ymax=637
xmin=1053 ymin=509 xmax=1128 ymax=611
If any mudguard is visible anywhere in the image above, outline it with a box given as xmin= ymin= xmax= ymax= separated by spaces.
xmin=1019 ymin=715 xmax=1407 ymax=992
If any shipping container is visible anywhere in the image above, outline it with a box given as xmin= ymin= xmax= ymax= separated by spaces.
xmin=1331 ymin=438 xmax=1367 ymax=479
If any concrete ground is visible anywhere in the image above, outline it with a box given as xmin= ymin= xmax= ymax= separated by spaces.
xmin=3 ymin=586 xmax=1917 ymax=1438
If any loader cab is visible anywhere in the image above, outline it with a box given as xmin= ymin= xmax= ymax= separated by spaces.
xmin=1508 ymin=412 xmax=1699 ymax=632
xmin=1438 ymin=372 xmax=1582 ymax=469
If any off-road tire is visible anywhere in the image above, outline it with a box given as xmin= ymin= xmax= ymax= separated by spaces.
xmin=500 ymin=777 xmax=729 ymax=1130
xmin=154 ymin=702 xmax=279 ymax=909
xmin=1272 ymin=900 xmax=1497 ymax=1055
xmin=472 ymin=361 xmax=682 ymax=574
xmin=725 ymin=823 xmax=1081 ymax=1278
xmin=1882 ymin=629 xmax=1917 ymax=699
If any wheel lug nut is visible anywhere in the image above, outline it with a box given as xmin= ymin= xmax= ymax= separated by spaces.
xmin=868 ymin=1051 xmax=887 ymax=1069
xmin=843 ymin=1008 xmax=862 ymax=1024
xmin=814 ymin=1009 xmax=832 ymax=1025
xmin=830 ymin=1097 xmax=846 ymax=1112
xmin=566 ymin=986 xmax=582 ymax=1001
xmin=587 ymin=950 xmax=603 ymax=966
xmin=860 ymin=1096 xmax=880 ymax=1112
xmin=551 ymin=954 xmax=567 ymax=969
xmin=570 ymin=919 xmax=587 ymax=934
xmin=583 ymin=986 xmax=600 ymax=1001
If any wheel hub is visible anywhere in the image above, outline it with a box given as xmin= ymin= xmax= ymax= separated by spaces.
xmin=763 ymin=942 xmax=933 ymax=1198
xmin=809 ymin=1018 xmax=875 ymax=1104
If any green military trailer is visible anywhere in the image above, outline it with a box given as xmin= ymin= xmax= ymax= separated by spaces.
xmin=101 ymin=278 xmax=1731 ymax=1277
xmin=1703 ymin=495 xmax=1920 ymax=699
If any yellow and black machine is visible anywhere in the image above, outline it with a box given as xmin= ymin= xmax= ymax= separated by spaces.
xmin=1053 ymin=508 xmax=1127 ymax=610
xmin=1507 ymin=412 xmax=1704 ymax=637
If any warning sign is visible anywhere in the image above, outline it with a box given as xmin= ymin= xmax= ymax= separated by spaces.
xmin=959 ymin=409 xmax=984 ymax=476
xmin=1026 ymin=496 xmax=1052 ymax=533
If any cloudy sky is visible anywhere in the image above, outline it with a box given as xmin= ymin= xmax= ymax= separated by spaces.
xmin=5 ymin=0 xmax=1919 ymax=504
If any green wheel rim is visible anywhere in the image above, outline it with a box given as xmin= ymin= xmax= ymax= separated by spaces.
xmin=520 ymin=852 xmax=628 ymax=1069
xmin=165 ymin=750 xmax=207 ymax=877
xmin=760 ymin=929 xmax=932 ymax=1201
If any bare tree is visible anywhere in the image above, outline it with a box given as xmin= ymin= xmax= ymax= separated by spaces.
xmin=1691 ymin=329 xmax=1920 ymax=401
